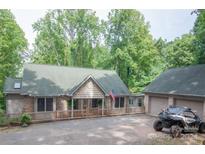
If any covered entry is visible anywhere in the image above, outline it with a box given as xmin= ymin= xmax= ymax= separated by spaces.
xmin=71 ymin=76 xmax=106 ymax=117
xmin=149 ymin=96 xmax=168 ymax=116
xmin=69 ymin=98 xmax=105 ymax=117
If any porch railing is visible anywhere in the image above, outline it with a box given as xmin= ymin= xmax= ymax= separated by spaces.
xmin=7 ymin=107 xmax=145 ymax=122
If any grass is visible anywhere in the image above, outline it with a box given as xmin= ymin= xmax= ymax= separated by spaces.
xmin=149 ymin=133 xmax=205 ymax=145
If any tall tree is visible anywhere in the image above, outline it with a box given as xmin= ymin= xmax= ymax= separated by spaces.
xmin=193 ymin=9 xmax=205 ymax=64
xmin=105 ymin=10 xmax=159 ymax=92
xmin=0 ymin=10 xmax=27 ymax=109
xmin=162 ymin=34 xmax=197 ymax=69
xmin=32 ymin=10 xmax=103 ymax=67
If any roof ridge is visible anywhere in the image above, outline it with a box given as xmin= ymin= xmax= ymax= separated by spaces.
xmin=166 ymin=64 xmax=205 ymax=72
xmin=24 ymin=63 xmax=116 ymax=72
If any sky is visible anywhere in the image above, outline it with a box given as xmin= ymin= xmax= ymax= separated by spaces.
xmin=11 ymin=9 xmax=197 ymax=50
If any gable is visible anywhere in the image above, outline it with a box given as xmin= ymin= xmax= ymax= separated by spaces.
xmin=73 ymin=79 xmax=104 ymax=99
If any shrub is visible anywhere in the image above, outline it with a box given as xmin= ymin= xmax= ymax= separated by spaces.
xmin=0 ymin=109 xmax=9 ymax=126
xmin=0 ymin=108 xmax=5 ymax=117
xmin=20 ymin=113 xmax=32 ymax=126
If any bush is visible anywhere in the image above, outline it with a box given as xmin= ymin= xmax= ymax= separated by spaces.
xmin=20 ymin=113 xmax=32 ymax=126
xmin=0 ymin=109 xmax=9 ymax=126
xmin=0 ymin=108 xmax=5 ymax=117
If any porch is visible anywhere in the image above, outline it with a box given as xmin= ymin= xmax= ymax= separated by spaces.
xmin=22 ymin=106 xmax=144 ymax=122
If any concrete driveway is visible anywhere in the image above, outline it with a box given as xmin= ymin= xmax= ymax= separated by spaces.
xmin=0 ymin=114 xmax=204 ymax=145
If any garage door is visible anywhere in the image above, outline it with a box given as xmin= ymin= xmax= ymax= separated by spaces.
xmin=175 ymin=99 xmax=204 ymax=119
xmin=149 ymin=96 xmax=168 ymax=116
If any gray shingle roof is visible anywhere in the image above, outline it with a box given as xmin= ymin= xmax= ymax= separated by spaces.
xmin=4 ymin=63 xmax=129 ymax=96
xmin=144 ymin=64 xmax=205 ymax=97
xmin=4 ymin=77 xmax=22 ymax=94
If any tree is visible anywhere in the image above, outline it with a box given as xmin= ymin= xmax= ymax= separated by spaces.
xmin=32 ymin=10 xmax=103 ymax=67
xmin=193 ymin=9 xmax=205 ymax=64
xmin=105 ymin=10 xmax=159 ymax=92
xmin=162 ymin=34 xmax=197 ymax=69
xmin=0 ymin=10 xmax=27 ymax=109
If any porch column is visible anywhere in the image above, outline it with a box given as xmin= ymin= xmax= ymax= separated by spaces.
xmin=144 ymin=94 xmax=149 ymax=113
xmin=102 ymin=98 xmax=104 ymax=116
xmin=71 ymin=98 xmax=74 ymax=118
xmin=203 ymin=100 xmax=205 ymax=121
xmin=168 ymin=96 xmax=174 ymax=106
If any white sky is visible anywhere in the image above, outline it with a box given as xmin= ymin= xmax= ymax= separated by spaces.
xmin=11 ymin=9 xmax=197 ymax=50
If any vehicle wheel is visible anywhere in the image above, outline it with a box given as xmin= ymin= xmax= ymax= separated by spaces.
xmin=153 ymin=120 xmax=163 ymax=131
xmin=199 ymin=122 xmax=205 ymax=133
xmin=170 ymin=125 xmax=182 ymax=138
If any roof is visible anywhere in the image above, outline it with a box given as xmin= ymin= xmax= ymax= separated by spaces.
xmin=144 ymin=64 xmax=205 ymax=97
xmin=4 ymin=63 xmax=130 ymax=96
xmin=4 ymin=77 xmax=22 ymax=94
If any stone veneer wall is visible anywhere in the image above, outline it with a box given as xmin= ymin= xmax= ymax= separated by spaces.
xmin=56 ymin=96 xmax=70 ymax=111
xmin=6 ymin=94 xmax=34 ymax=115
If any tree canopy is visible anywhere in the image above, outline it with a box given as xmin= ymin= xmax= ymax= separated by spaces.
xmin=105 ymin=10 xmax=160 ymax=92
xmin=1 ymin=9 xmax=205 ymax=110
xmin=162 ymin=34 xmax=197 ymax=69
xmin=0 ymin=10 xmax=28 ymax=109
xmin=193 ymin=10 xmax=205 ymax=64
xmin=32 ymin=10 xmax=103 ymax=67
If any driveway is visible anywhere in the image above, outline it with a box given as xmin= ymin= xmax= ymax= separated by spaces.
xmin=0 ymin=114 xmax=204 ymax=145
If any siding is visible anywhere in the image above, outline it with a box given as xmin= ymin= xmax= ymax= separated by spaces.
xmin=73 ymin=79 xmax=104 ymax=99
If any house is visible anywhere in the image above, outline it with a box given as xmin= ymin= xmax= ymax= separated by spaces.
xmin=4 ymin=63 xmax=144 ymax=121
xmin=144 ymin=64 xmax=205 ymax=120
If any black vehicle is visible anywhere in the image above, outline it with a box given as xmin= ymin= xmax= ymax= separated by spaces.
xmin=153 ymin=105 xmax=205 ymax=137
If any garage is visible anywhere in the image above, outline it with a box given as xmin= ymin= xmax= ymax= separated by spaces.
xmin=175 ymin=99 xmax=204 ymax=119
xmin=149 ymin=96 xmax=168 ymax=116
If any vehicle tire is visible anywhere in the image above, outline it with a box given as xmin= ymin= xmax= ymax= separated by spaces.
xmin=199 ymin=122 xmax=205 ymax=133
xmin=170 ymin=125 xmax=182 ymax=138
xmin=153 ymin=120 xmax=163 ymax=131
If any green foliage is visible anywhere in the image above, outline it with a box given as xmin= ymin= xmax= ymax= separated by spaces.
xmin=105 ymin=10 xmax=160 ymax=92
xmin=32 ymin=10 xmax=103 ymax=67
xmin=0 ymin=116 xmax=10 ymax=126
xmin=193 ymin=9 xmax=205 ymax=64
xmin=0 ymin=109 xmax=9 ymax=126
xmin=0 ymin=10 xmax=28 ymax=109
xmin=20 ymin=113 xmax=32 ymax=125
xmin=162 ymin=34 xmax=197 ymax=69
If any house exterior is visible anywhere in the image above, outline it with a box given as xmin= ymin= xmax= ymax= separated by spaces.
xmin=4 ymin=64 xmax=144 ymax=121
xmin=144 ymin=64 xmax=205 ymax=121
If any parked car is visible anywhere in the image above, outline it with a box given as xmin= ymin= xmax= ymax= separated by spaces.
xmin=153 ymin=105 xmax=205 ymax=137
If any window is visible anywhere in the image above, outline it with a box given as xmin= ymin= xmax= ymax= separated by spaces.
xmin=37 ymin=97 xmax=53 ymax=112
xmin=115 ymin=98 xmax=120 ymax=108
xmin=46 ymin=98 xmax=53 ymax=111
xmin=73 ymin=99 xmax=79 ymax=110
xmin=129 ymin=98 xmax=134 ymax=105
xmin=92 ymin=99 xmax=102 ymax=108
xmin=37 ymin=98 xmax=45 ymax=112
xmin=120 ymin=97 xmax=124 ymax=107
xmin=138 ymin=98 xmax=143 ymax=107
xmin=114 ymin=97 xmax=124 ymax=108
xmin=14 ymin=82 xmax=21 ymax=89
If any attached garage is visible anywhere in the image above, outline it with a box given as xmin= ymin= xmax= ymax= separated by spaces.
xmin=175 ymin=99 xmax=204 ymax=119
xmin=144 ymin=64 xmax=205 ymax=120
xmin=149 ymin=96 xmax=168 ymax=116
